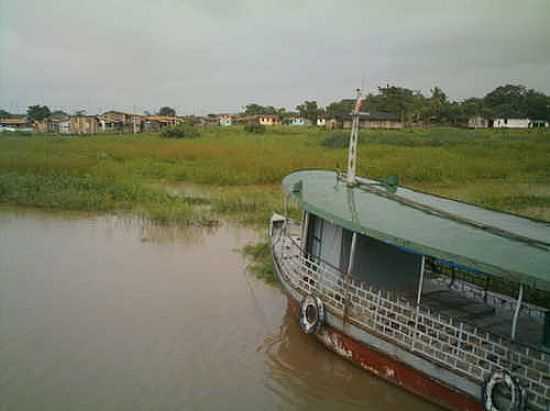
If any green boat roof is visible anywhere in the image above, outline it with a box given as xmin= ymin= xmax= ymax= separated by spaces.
xmin=282 ymin=170 xmax=550 ymax=291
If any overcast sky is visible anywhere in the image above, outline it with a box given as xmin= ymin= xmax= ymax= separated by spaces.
xmin=1 ymin=0 xmax=549 ymax=115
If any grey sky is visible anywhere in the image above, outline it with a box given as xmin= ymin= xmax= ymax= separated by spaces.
xmin=1 ymin=0 xmax=549 ymax=115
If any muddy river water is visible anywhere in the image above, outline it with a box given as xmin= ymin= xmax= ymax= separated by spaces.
xmin=0 ymin=209 xmax=441 ymax=411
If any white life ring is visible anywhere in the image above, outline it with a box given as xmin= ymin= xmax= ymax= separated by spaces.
xmin=482 ymin=370 xmax=526 ymax=411
xmin=299 ymin=295 xmax=325 ymax=334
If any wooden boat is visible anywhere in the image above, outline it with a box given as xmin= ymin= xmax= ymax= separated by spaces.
xmin=269 ymin=91 xmax=550 ymax=411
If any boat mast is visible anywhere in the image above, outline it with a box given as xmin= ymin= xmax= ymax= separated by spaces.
xmin=346 ymin=89 xmax=364 ymax=186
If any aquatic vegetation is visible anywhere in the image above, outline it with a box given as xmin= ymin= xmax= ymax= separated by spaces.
xmin=241 ymin=240 xmax=277 ymax=284
xmin=0 ymin=172 xmax=215 ymax=225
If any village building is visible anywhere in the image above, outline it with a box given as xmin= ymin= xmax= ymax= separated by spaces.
xmin=0 ymin=116 xmax=32 ymax=132
xmin=327 ymin=111 xmax=402 ymax=129
xmin=218 ymin=114 xmax=233 ymax=127
xmin=316 ymin=117 xmax=327 ymax=127
xmin=46 ymin=113 xmax=71 ymax=134
xmin=99 ymin=111 xmax=143 ymax=133
xmin=493 ymin=118 xmax=530 ymax=129
xmin=258 ymin=115 xmax=281 ymax=126
xmin=287 ymin=116 xmax=306 ymax=126
xmin=70 ymin=116 xmax=99 ymax=134
xmin=468 ymin=116 xmax=489 ymax=129
xmin=143 ymin=115 xmax=177 ymax=132
xmin=33 ymin=119 xmax=49 ymax=133
xmin=530 ymin=120 xmax=549 ymax=128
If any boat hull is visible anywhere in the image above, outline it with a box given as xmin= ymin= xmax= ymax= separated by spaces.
xmin=284 ymin=294 xmax=482 ymax=411
xmin=269 ymin=231 xmax=482 ymax=411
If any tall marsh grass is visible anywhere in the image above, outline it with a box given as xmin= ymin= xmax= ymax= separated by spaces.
xmin=1 ymin=126 xmax=550 ymax=223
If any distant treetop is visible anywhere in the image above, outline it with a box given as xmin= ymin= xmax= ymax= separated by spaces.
xmin=158 ymin=106 xmax=176 ymax=117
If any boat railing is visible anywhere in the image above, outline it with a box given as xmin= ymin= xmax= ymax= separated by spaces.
xmin=427 ymin=273 xmax=547 ymax=322
xmin=273 ymin=229 xmax=550 ymax=411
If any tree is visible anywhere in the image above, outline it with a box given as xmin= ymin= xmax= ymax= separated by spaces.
xmin=296 ymin=101 xmax=320 ymax=124
xmin=0 ymin=109 xmax=11 ymax=118
xmin=326 ymin=99 xmax=355 ymax=117
xmin=427 ymin=86 xmax=447 ymax=123
xmin=484 ymin=84 xmax=528 ymax=118
xmin=27 ymin=105 xmax=51 ymax=121
xmin=158 ymin=106 xmax=176 ymax=116
xmin=525 ymin=89 xmax=550 ymax=121
xmin=243 ymin=104 xmax=279 ymax=115
xmin=244 ymin=104 xmax=264 ymax=115
xmin=370 ymin=85 xmax=426 ymax=123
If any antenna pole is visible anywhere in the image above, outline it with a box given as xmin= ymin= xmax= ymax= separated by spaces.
xmin=346 ymin=88 xmax=364 ymax=186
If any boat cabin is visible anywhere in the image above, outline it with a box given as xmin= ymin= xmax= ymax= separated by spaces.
xmin=306 ymin=214 xmax=421 ymax=291
xmin=287 ymin=170 xmax=550 ymax=351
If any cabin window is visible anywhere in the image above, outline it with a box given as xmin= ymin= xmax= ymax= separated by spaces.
xmin=306 ymin=214 xmax=343 ymax=272
xmin=305 ymin=213 xmax=420 ymax=287
xmin=350 ymin=234 xmax=422 ymax=291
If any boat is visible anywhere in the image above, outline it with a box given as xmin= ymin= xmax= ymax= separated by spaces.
xmin=269 ymin=90 xmax=550 ymax=411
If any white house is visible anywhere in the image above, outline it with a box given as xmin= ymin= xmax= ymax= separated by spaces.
xmin=317 ymin=117 xmax=327 ymax=127
xmin=529 ymin=120 xmax=549 ymax=128
xmin=288 ymin=116 xmax=306 ymax=126
xmin=493 ymin=118 xmax=530 ymax=129
xmin=218 ymin=114 xmax=232 ymax=127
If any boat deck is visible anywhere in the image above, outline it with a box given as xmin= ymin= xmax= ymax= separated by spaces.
xmin=402 ymin=281 xmax=544 ymax=349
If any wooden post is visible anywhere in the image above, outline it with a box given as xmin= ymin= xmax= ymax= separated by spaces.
xmin=412 ymin=256 xmax=426 ymax=350
xmin=511 ymin=284 xmax=524 ymax=341
xmin=347 ymin=232 xmax=357 ymax=276
xmin=416 ymin=256 xmax=426 ymax=307
xmin=301 ymin=212 xmax=310 ymax=256
xmin=342 ymin=232 xmax=357 ymax=326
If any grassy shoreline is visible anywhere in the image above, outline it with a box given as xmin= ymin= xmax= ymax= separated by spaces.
xmin=1 ymin=126 xmax=550 ymax=225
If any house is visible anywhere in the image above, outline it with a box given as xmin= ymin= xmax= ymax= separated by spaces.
xmin=493 ymin=118 xmax=530 ymax=129
xmin=346 ymin=112 xmax=402 ymax=129
xmin=99 ymin=111 xmax=143 ymax=133
xmin=143 ymin=115 xmax=177 ymax=132
xmin=33 ymin=119 xmax=49 ymax=133
xmin=258 ymin=115 xmax=281 ymax=126
xmin=70 ymin=116 xmax=99 ymax=134
xmin=0 ymin=116 xmax=32 ymax=131
xmin=529 ymin=120 xmax=549 ymax=128
xmin=218 ymin=114 xmax=233 ymax=127
xmin=327 ymin=111 xmax=403 ymax=129
xmin=47 ymin=113 xmax=71 ymax=134
xmin=317 ymin=117 xmax=327 ymax=127
xmin=288 ymin=116 xmax=306 ymax=126
xmin=468 ymin=116 xmax=489 ymax=129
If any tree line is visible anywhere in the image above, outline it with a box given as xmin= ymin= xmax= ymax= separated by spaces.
xmin=3 ymin=84 xmax=548 ymax=125
xmin=244 ymin=84 xmax=550 ymax=125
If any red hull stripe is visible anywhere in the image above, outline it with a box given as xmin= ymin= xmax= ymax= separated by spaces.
xmin=288 ymin=297 xmax=482 ymax=411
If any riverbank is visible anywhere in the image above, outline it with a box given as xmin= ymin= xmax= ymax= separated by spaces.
xmin=1 ymin=126 xmax=550 ymax=225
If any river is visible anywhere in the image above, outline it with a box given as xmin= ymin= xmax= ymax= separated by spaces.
xmin=0 ymin=209 xmax=440 ymax=411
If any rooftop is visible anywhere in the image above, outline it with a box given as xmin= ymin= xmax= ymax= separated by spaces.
xmin=283 ymin=170 xmax=550 ymax=291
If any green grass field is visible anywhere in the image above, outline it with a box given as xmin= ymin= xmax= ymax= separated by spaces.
xmin=1 ymin=126 xmax=550 ymax=225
